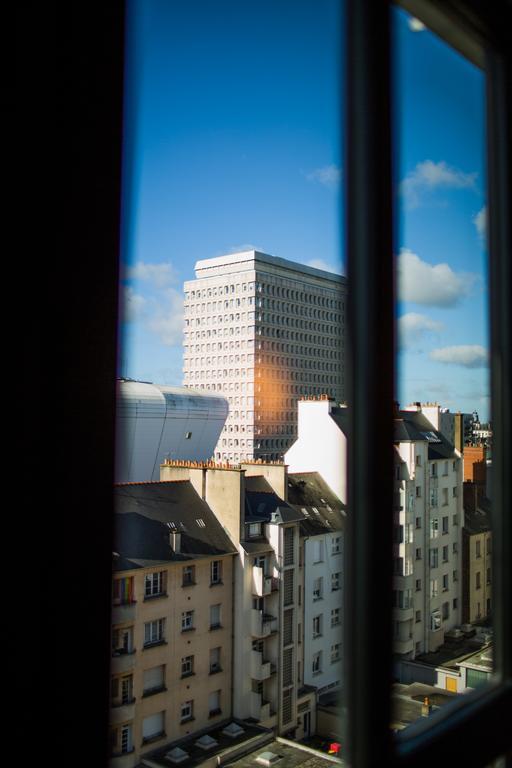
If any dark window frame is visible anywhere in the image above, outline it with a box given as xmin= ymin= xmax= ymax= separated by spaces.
xmin=345 ymin=1 xmax=512 ymax=766
xmin=42 ymin=1 xmax=510 ymax=766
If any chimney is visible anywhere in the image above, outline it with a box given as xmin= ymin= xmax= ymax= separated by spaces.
xmin=421 ymin=696 xmax=432 ymax=717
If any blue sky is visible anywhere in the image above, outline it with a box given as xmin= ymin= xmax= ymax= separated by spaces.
xmin=119 ymin=1 xmax=490 ymax=422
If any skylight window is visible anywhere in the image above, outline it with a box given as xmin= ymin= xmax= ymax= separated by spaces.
xmin=421 ymin=431 xmax=442 ymax=443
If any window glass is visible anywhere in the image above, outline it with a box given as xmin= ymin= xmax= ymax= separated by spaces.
xmin=392 ymin=5 xmax=493 ymax=731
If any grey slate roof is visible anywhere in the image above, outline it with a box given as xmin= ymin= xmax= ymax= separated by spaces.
xmin=464 ymin=502 xmax=492 ymax=534
xmin=287 ymin=472 xmax=345 ymax=535
xmin=113 ymin=481 xmax=236 ymax=570
xmin=395 ymin=409 xmax=458 ymax=460
xmin=244 ymin=476 xmax=304 ymax=524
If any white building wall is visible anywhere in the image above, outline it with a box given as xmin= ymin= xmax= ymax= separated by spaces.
xmin=115 ymin=381 xmax=228 ymax=482
xmin=303 ymin=532 xmax=343 ymax=692
xmin=395 ymin=437 xmax=463 ymax=658
xmin=285 ymin=400 xmax=348 ymax=503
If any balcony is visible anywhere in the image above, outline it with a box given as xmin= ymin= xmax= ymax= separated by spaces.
xmin=393 ymin=636 xmax=414 ymax=655
xmin=251 ymin=566 xmax=277 ymax=597
xmin=110 ymin=699 xmax=136 ymax=725
xmin=111 ymin=649 xmax=136 ymax=674
xmin=110 ymin=751 xmax=135 ymax=768
xmin=250 ymin=650 xmax=276 ymax=680
xmin=393 ymin=605 xmax=414 ymax=623
xmin=249 ymin=691 xmax=272 ymax=721
xmin=251 ymin=610 xmax=278 ymax=638
xmin=112 ymin=601 xmax=136 ymax=624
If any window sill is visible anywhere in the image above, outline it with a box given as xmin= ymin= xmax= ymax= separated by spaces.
xmin=143 ymin=640 xmax=167 ymax=650
xmin=181 ymin=627 xmax=196 ymax=633
xmin=142 ymin=686 xmax=167 ymax=698
xmin=208 ymin=708 xmax=222 ymax=718
xmin=210 ymin=580 xmax=223 ymax=587
xmin=182 ymin=582 xmax=197 ymax=588
xmin=144 ymin=593 xmax=168 ymax=602
xmin=209 ymin=667 xmax=223 ymax=675
xmin=209 ymin=624 xmax=223 ymax=631
xmin=180 ymin=716 xmax=195 ymax=725
xmin=181 ymin=671 xmax=195 ymax=679
xmin=142 ymin=731 xmax=166 ymax=746
xmin=112 ymin=697 xmax=136 ymax=708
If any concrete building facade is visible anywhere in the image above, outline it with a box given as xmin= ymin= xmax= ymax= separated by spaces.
xmin=182 ymin=250 xmax=347 ymax=463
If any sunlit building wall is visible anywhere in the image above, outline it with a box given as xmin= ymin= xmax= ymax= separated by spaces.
xmin=182 ymin=250 xmax=347 ymax=462
xmin=115 ymin=380 xmax=228 ymax=481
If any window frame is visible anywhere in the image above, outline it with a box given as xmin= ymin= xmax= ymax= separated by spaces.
xmin=345 ymin=1 xmax=512 ymax=766
xmin=47 ymin=2 xmax=511 ymax=765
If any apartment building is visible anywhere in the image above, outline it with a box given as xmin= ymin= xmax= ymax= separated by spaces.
xmin=394 ymin=404 xmax=464 ymax=658
xmin=462 ymin=498 xmax=492 ymax=624
xmin=110 ymin=481 xmax=236 ymax=768
xmin=182 ymin=250 xmax=347 ymax=463
xmin=285 ymin=397 xmax=464 ymax=661
xmin=160 ymin=459 xmax=310 ymax=738
xmin=287 ymin=472 xmax=345 ymax=700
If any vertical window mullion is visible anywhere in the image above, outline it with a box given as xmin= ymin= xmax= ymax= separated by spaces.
xmin=346 ymin=1 xmax=395 ymax=766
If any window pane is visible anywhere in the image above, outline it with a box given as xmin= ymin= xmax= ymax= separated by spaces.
xmin=392 ymin=5 xmax=493 ymax=732
xmin=114 ymin=0 xmax=347 ymax=760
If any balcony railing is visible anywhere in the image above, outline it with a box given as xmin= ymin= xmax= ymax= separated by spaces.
xmin=110 ymin=700 xmax=136 ymax=725
xmin=111 ymin=649 xmax=136 ymax=674
xmin=250 ymin=650 xmax=276 ymax=680
xmin=251 ymin=609 xmax=278 ymax=637
xmin=112 ymin=601 xmax=136 ymax=624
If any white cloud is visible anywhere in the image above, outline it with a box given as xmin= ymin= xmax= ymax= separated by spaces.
xmin=408 ymin=17 xmax=426 ymax=31
xmin=430 ymin=345 xmax=489 ymax=368
xmin=226 ymin=243 xmax=264 ymax=254
xmin=147 ymin=288 xmax=184 ymax=346
xmin=397 ymin=248 xmax=475 ymax=307
xmin=305 ymin=164 xmax=342 ymax=188
xmin=126 ymin=260 xmax=177 ymax=289
xmin=400 ymin=160 xmax=477 ymax=208
xmin=398 ymin=312 xmax=443 ymax=350
xmin=306 ymin=258 xmax=342 ymax=274
xmin=473 ymin=205 xmax=487 ymax=237
xmin=122 ymin=286 xmax=147 ymax=322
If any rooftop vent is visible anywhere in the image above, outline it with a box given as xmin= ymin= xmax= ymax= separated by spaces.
xmin=195 ymin=735 xmax=218 ymax=751
xmin=256 ymin=752 xmax=281 ymax=767
xmin=165 ymin=748 xmax=189 ymax=764
xmin=222 ymin=722 xmax=245 ymax=739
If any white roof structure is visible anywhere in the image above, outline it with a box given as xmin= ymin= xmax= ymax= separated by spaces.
xmin=115 ymin=380 xmax=228 ymax=482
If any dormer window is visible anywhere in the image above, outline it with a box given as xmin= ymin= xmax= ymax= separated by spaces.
xmin=248 ymin=522 xmax=262 ymax=537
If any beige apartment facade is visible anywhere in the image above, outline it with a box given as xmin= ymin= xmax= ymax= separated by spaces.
xmin=110 ymin=482 xmax=236 ymax=768
xmin=462 ymin=503 xmax=492 ymax=624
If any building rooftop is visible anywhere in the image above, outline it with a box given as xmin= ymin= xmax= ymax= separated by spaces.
xmin=316 ymin=683 xmax=457 ymax=734
xmin=415 ymin=636 xmax=492 ymax=670
xmin=287 ymin=473 xmax=346 ymax=536
xmin=193 ymin=250 xmax=347 ymax=284
xmin=139 ymin=720 xmax=342 ymax=768
xmin=245 ymin=476 xmax=305 ymax=525
xmin=464 ymin=499 xmax=492 ymax=533
xmin=113 ymin=482 xmax=237 ymax=570
xmin=395 ymin=409 xmax=458 ymax=460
